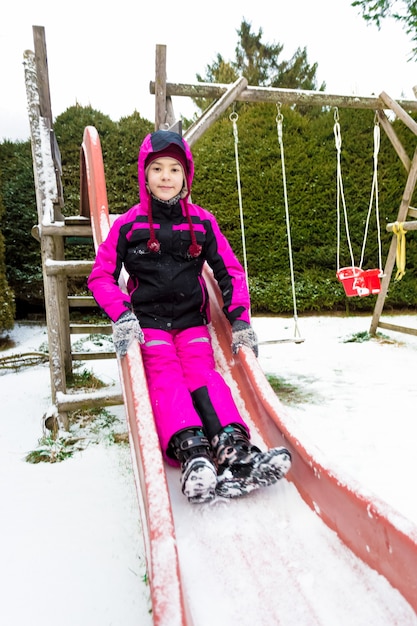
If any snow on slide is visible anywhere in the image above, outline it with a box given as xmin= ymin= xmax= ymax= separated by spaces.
xmin=81 ymin=125 xmax=417 ymax=625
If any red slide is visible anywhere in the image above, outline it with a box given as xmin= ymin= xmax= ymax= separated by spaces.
xmin=81 ymin=126 xmax=417 ymax=625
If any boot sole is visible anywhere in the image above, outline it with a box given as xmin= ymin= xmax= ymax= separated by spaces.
xmin=181 ymin=457 xmax=217 ymax=504
xmin=215 ymin=447 xmax=291 ymax=499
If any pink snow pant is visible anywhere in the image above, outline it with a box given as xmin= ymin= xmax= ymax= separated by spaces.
xmin=140 ymin=325 xmax=248 ymax=466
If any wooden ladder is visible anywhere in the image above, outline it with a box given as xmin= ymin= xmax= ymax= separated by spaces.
xmin=24 ymin=26 xmax=122 ymax=430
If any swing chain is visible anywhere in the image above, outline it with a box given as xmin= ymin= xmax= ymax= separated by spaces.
xmin=275 ymin=102 xmax=303 ymax=341
xmin=229 ymin=104 xmax=303 ymax=342
xmin=229 ymin=109 xmax=249 ymax=295
xmin=364 ymin=113 xmax=382 ymax=272
xmin=334 ymin=107 xmax=355 ymax=269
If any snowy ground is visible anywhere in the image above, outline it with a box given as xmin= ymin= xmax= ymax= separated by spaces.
xmin=257 ymin=313 xmax=417 ymax=525
xmin=1 ymin=313 xmax=417 ymax=624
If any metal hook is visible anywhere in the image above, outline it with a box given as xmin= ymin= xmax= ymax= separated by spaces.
xmin=276 ymin=101 xmax=283 ymax=124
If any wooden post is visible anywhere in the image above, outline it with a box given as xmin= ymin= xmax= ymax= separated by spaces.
xmin=154 ymin=44 xmax=167 ymax=130
xmin=184 ymin=77 xmax=248 ymax=147
xmin=376 ymin=109 xmax=411 ymax=172
xmin=32 ymin=28 xmax=72 ymax=378
xmin=369 ymin=92 xmax=417 ymax=336
xmin=32 ymin=26 xmax=53 ymax=120
xmin=32 ymin=25 xmax=64 ymax=217
xmin=24 ymin=45 xmax=69 ymax=429
xmin=370 ymin=145 xmax=417 ymax=335
xmin=379 ymin=91 xmax=417 ymax=136
xmin=149 ymin=80 xmax=417 ymax=112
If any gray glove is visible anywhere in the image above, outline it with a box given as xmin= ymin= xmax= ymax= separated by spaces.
xmin=231 ymin=320 xmax=258 ymax=357
xmin=113 ymin=311 xmax=145 ymax=357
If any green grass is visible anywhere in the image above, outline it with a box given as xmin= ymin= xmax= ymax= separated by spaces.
xmin=266 ymin=373 xmax=316 ymax=405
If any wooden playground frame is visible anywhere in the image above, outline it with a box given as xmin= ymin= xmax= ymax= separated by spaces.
xmin=25 ymin=29 xmax=417 ymax=426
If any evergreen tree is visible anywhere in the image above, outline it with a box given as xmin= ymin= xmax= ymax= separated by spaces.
xmin=274 ymin=47 xmax=323 ymax=91
xmin=194 ymin=19 xmax=324 ymax=112
xmin=234 ymin=20 xmax=284 ymax=87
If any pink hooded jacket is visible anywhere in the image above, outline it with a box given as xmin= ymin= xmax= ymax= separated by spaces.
xmin=87 ymin=130 xmax=251 ymax=330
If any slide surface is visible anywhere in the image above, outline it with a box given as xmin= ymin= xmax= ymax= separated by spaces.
xmin=81 ymin=126 xmax=417 ymax=625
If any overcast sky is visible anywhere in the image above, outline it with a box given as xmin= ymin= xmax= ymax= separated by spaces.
xmin=1 ymin=0 xmax=416 ymax=142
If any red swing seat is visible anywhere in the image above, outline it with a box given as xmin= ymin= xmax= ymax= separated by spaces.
xmin=337 ymin=267 xmax=382 ymax=297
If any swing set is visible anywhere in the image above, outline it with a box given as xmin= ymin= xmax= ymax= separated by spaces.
xmin=334 ymin=107 xmax=384 ymax=298
xmin=155 ymin=56 xmax=417 ymax=338
xmin=229 ymin=101 xmax=393 ymax=346
xmin=229 ymin=104 xmax=304 ymax=344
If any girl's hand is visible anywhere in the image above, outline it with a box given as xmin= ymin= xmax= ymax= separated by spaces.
xmin=231 ymin=321 xmax=258 ymax=357
xmin=113 ymin=311 xmax=145 ymax=357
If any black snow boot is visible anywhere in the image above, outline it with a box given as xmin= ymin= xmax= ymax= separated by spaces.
xmin=168 ymin=428 xmax=217 ymax=504
xmin=211 ymin=424 xmax=292 ymax=498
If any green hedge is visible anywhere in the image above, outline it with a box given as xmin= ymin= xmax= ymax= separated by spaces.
xmin=1 ymin=103 xmax=416 ymax=319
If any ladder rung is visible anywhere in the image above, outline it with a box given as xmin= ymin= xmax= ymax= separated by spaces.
xmin=65 ymin=216 xmax=91 ymax=226
xmin=45 ymin=260 xmax=93 ymax=276
xmin=40 ymin=224 xmax=93 ymax=237
xmin=56 ymin=388 xmax=123 ymax=412
xmin=72 ymin=351 xmax=116 ymax=360
xmin=68 ymin=296 xmax=97 ymax=307
xmin=377 ymin=321 xmax=417 ymax=337
xmin=70 ymin=323 xmax=112 ymax=335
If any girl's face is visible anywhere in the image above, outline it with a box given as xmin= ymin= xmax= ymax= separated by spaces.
xmin=147 ymin=157 xmax=184 ymax=201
